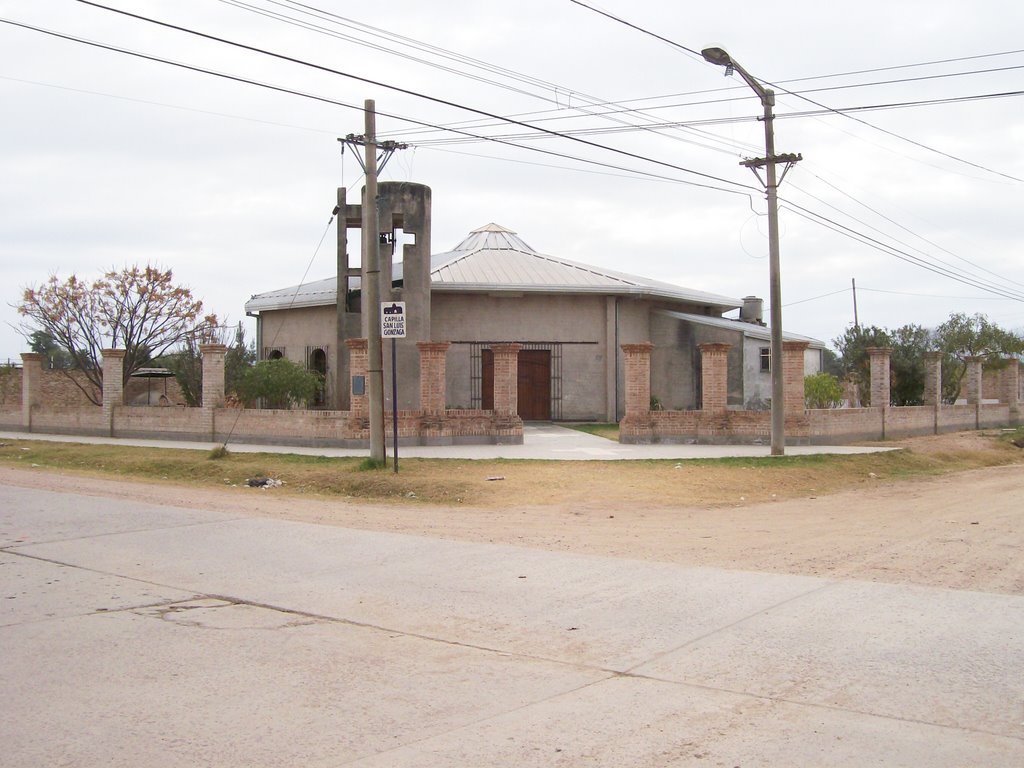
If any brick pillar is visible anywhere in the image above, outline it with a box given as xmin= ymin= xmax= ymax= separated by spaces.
xmin=1002 ymin=358 xmax=1020 ymax=426
xmin=417 ymin=342 xmax=450 ymax=416
xmin=345 ymin=338 xmax=368 ymax=423
xmin=963 ymin=356 xmax=984 ymax=404
xmin=101 ymin=349 xmax=126 ymax=436
xmin=998 ymin=358 xmax=1019 ymax=405
xmin=199 ymin=344 xmax=226 ymax=441
xmin=923 ymin=351 xmax=943 ymax=406
xmin=698 ymin=343 xmax=730 ymax=413
xmin=783 ymin=341 xmax=810 ymax=416
xmin=622 ymin=343 xmax=654 ymax=418
xmin=490 ymin=343 xmax=521 ymax=418
xmin=200 ymin=344 xmax=227 ymax=408
xmin=20 ymin=352 xmax=44 ymax=430
xmin=866 ymin=347 xmax=892 ymax=408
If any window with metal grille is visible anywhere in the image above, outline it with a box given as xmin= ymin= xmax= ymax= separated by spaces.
xmin=264 ymin=346 xmax=285 ymax=360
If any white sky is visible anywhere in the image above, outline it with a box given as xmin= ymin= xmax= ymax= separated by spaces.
xmin=2 ymin=0 xmax=1023 ymax=363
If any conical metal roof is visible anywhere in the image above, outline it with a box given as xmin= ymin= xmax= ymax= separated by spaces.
xmin=246 ymin=224 xmax=741 ymax=313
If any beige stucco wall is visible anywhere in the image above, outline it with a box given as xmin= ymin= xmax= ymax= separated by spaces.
xmin=432 ymin=292 xmax=616 ymax=420
xmin=255 ymin=292 xmax=753 ymax=421
xmin=256 ymin=304 xmax=366 ymax=409
xmin=651 ymin=314 xmax=745 ymax=411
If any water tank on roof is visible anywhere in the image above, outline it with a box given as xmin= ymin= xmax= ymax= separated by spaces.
xmin=740 ymin=296 xmax=764 ymax=325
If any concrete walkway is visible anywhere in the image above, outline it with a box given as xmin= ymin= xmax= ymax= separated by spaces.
xmin=0 ymin=424 xmax=892 ymax=461
xmin=1 ymin=484 xmax=1020 ymax=766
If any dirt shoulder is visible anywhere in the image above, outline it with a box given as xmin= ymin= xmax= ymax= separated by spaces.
xmin=3 ymin=431 xmax=1022 ymax=596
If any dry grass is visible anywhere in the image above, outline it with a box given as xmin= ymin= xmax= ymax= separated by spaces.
xmin=1 ymin=428 xmax=1021 ymax=509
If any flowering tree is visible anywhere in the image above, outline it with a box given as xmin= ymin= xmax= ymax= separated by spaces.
xmin=17 ymin=265 xmax=216 ymax=405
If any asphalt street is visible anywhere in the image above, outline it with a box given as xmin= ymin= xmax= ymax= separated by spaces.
xmin=2 ymin=482 xmax=1021 ymax=766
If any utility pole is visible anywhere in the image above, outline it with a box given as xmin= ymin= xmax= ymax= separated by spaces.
xmin=339 ymin=100 xmax=407 ymax=464
xmin=851 ymin=278 xmax=860 ymax=329
xmin=701 ymin=47 xmax=801 ymax=457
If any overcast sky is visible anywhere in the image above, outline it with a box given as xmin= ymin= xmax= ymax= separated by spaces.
xmin=2 ymin=0 xmax=1023 ymax=363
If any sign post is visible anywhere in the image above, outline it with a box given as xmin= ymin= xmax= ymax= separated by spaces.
xmin=381 ymin=302 xmax=406 ymax=473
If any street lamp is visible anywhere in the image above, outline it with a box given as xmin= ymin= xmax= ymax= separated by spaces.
xmin=701 ymin=47 xmax=800 ymax=456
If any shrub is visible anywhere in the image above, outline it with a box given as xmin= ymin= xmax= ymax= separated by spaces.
xmin=235 ymin=358 xmax=321 ymax=409
xmin=805 ymin=372 xmax=844 ymax=409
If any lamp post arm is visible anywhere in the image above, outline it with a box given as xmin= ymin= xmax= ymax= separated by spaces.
xmin=723 ymin=58 xmax=773 ymax=107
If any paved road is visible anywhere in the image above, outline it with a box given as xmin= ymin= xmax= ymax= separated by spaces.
xmin=2 ymin=483 xmax=1021 ymax=766
xmin=0 ymin=424 xmax=892 ymax=461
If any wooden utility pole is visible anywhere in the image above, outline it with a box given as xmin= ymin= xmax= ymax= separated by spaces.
xmin=362 ymin=100 xmax=385 ymax=463
xmin=338 ymin=101 xmax=407 ymax=464
xmin=702 ymin=47 xmax=801 ymax=456
xmin=852 ymin=278 xmax=860 ymax=329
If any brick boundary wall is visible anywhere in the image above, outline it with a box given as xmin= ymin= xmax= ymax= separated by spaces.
xmin=5 ymin=342 xmax=524 ymax=447
xmin=619 ymin=343 xmax=1021 ymax=445
xmin=5 ymin=342 xmax=1018 ymax=447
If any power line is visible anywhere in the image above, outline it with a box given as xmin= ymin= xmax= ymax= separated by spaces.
xmin=403 ymin=88 xmax=1024 ymax=146
xmin=781 ymin=202 xmax=1024 ymax=302
xmin=0 ymin=15 xmax=757 ymax=198
xmin=571 ymin=1 xmax=1024 ymax=184
xmin=784 ymin=288 xmax=850 ymax=307
xmin=8 ymin=8 xmax=1021 ymax=306
xmin=217 ymin=0 xmax=757 ymax=160
xmin=69 ymin=1 xmax=759 ymax=193
xmin=797 ymin=171 xmax=1024 ymax=290
xmin=859 ymin=287 xmax=1014 ymax=300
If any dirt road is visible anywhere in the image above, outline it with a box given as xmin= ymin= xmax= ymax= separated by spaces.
xmin=4 ymin=448 xmax=1021 ymax=596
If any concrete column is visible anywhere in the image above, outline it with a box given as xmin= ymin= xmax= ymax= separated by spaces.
xmin=417 ymin=342 xmax=449 ymax=416
xmin=783 ymin=341 xmax=810 ymax=416
xmin=866 ymin=347 xmax=892 ymax=408
xmin=698 ymin=342 xmax=730 ymax=414
xmin=621 ymin=343 xmax=654 ymax=419
xmin=490 ymin=343 xmax=521 ymax=418
xmin=200 ymin=344 xmax=227 ymax=408
xmin=964 ymin=356 xmax=984 ymax=405
xmin=346 ymin=338 xmax=368 ymax=422
xmin=923 ymin=351 xmax=943 ymax=406
xmin=20 ymin=352 xmax=44 ymax=430
xmin=101 ymin=349 xmax=126 ymax=436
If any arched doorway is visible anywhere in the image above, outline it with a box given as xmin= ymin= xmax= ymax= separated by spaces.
xmin=308 ymin=347 xmax=327 ymax=406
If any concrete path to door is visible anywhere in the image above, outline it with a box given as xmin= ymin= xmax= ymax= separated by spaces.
xmin=1 ymin=483 xmax=1020 ymax=766
xmin=0 ymin=424 xmax=893 ymax=461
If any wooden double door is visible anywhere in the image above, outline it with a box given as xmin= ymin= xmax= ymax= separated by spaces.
xmin=481 ymin=348 xmax=552 ymax=421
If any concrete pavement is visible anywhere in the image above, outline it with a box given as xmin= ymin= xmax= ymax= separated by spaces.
xmin=0 ymin=423 xmax=893 ymax=460
xmin=1 ymin=483 xmax=1020 ymax=766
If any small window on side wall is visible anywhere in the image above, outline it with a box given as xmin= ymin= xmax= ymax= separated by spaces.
xmin=759 ymin=347 xmax=771 ymax=372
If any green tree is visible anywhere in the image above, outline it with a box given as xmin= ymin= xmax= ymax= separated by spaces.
xmin=28 ymin=330 xmax=73 ymax=370
xmin=804 ymin=372 xmax=844 ymax=409
xmin=17 ymin=265 xmax=215 ymax=405
xmin=158 ymin=322 xmax=255 ymax=407
xmin=832 ymin=325 xmax=891 ymax=406
xmin=820 ymin=347 xmax=843 ymax=378
xmin=224 ymin=323 xmax=256 ymax=397
xmin=235 ymin=358 xmax=321 ymax=409
xmin=933 ymin=313 xmax=1024 ymax=402
xmin=888 ymin=324 xmax=931 ymax=406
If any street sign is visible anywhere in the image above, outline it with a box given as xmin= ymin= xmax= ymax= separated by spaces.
xmin=381 ymin=301 xmax=407 ymax=338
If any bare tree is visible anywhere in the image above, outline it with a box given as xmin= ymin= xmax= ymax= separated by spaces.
xmin=17 ymin=265 xmax=216 ymax=405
